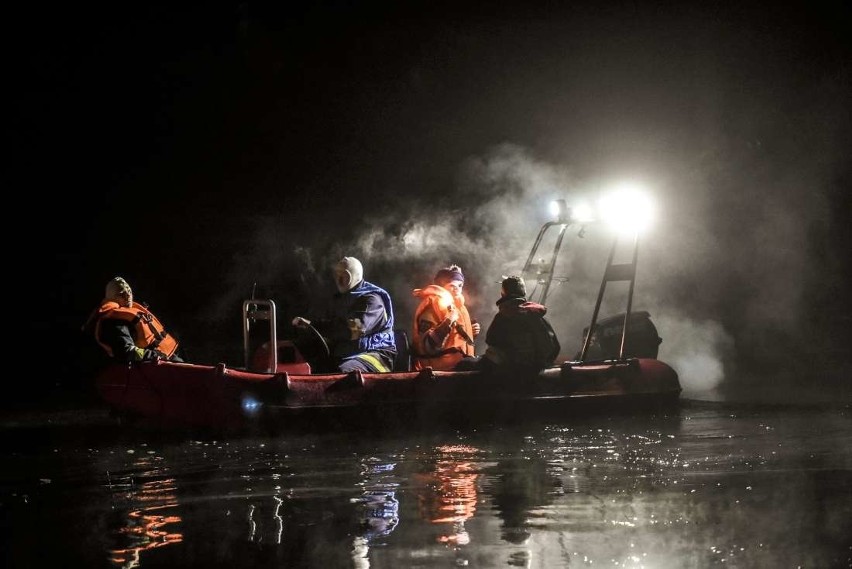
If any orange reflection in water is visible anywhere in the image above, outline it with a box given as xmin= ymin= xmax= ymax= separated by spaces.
xmin=416 ymin=444 xmax=482 ymax=546
xmin=108 ymin=464 xmax=183 ymax=569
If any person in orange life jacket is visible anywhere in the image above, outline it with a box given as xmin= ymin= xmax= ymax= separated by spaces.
xmin=292 ymin=256 xmax=396 ymax=373
xmin=85 ymin=277 xmax=184 ymax=363
xmin=411 ymin=264 xmax=481 ymax=371
xmin=479 ymin=275 xmax=560 ymax=373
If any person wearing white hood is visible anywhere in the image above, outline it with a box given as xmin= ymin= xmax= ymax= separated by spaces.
xmin=292 ymin=256 xmax=397 ymax=373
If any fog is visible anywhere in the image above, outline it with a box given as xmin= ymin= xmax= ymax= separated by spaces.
xmin=18 ymin=3 xmax=849 ymax=403
xmin=210 ymin=129 xmax=845 ymax=402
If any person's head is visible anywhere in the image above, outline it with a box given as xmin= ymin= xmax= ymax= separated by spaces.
xmin=434 ymin=264 xmax=465 ymax=299
xmin=105 ymin=276 xmax=133 ymax=307
xmin=500 ymin=275 xmax=526 ymax=299
xmin=334 ymin=256 xmax=364 ymax=293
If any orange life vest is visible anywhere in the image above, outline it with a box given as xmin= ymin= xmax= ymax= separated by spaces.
xmin=411 ymin=285 xmax=475 ymax=371
xmin=95 ymin=301 xmax=179 ymax=358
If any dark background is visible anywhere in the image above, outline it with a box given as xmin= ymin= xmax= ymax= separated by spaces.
xmin=11 ymin=1 xmax=851 ymax=405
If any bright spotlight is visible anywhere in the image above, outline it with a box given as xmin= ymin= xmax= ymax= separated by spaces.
xmin=572 ymin=202 xmax=596 ymax=224
xmin=598 ymin=183 xmax=655 ymax=235
xmin=549 ymin=199 xmax=570 ymax=223
xmin=549 ymin=199 xmax=596 ymax=224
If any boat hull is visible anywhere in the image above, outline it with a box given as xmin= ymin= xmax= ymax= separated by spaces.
xmin=94 ymin=358 xmax=681 ymax=430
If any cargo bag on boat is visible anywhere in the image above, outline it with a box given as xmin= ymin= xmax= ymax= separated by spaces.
xmin=580 ymin=311 xmax=661 ymax=360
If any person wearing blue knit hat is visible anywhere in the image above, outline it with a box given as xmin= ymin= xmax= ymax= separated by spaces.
xmin=411 ymin=263 xmax=481 ymax=371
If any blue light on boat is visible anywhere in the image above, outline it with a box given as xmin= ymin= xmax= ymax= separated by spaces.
xmin=241 ymin=395 xmax=262 ymax=415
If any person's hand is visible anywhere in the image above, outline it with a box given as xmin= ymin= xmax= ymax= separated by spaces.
xmin=292 ymin=316 xmax=311 ymax=328
xmin=446 ymin=306 xmax=459 ymax=324
xmin=471 ymin=321 xmax=481 ymax=336
xmin=347 ymin=318 xmax=365 ymax=340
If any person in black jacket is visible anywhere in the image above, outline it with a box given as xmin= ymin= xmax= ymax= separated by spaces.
xmin=480 ymin=276 xmax=560 ymax=374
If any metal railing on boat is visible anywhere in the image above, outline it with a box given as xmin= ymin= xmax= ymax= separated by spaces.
xmin=243 ymin=299 xmax=277 ymax=372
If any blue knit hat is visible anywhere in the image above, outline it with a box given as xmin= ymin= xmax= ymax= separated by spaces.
xmin=435 ymin=264 xmax=464 ymax=286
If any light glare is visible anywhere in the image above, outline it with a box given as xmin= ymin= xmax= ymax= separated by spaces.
xmin=241 ymin=395 xmax=262 ymax=415
xmin=548 ymin=199 xmax=570 ymax=222
xmin=599 ymin=184 xmax=655 ymax=235
xmin=572 ymin=202 xmax=596 ymax=223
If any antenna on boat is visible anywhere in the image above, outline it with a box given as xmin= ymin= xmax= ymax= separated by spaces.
xmin=251 ymin=281 xmax=257 ymax=300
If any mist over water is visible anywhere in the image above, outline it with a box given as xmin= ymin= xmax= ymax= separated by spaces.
xmin=14 ymin=3 xmax=848 ymax=404
xmin=10 ymin=8 xmax=851 ymax=569
xmin=201 ymin=134 xmax=848 ymax=403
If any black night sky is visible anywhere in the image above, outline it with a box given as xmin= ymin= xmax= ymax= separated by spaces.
xmin=14 ymin=2 xmax=851 ymax=404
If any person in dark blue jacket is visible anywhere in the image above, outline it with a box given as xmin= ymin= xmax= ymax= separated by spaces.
xmin=292 ymin=257 xmax=397 ymax=373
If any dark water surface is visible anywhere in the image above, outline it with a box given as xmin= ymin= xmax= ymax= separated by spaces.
xmin=2 ymin=400 xmax=850 ymax=568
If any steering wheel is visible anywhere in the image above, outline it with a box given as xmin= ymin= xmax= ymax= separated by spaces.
xmin=293 ymin=322 xmax=331 ymax=369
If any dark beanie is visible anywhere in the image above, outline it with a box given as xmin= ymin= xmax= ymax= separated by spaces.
xmin=501 ymin=275 xmax=526 ymax=298
xmin=435 ymin=264 xmax=464 ymax=285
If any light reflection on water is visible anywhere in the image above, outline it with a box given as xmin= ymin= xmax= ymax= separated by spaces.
xmin=1 ymin=401 xmax=850 ymax=568
xmin=106 ymin=456 xmax=182 ymax=568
